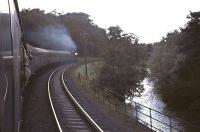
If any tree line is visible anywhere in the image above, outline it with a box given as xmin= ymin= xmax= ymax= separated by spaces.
xmin=95 ymin=26 xmax=150 ymax=100
xmin=20 ymin=9 xmax=108 ymax=56
xmin=148 ymin=11 xmax=200 ymax=125
xmin=20 ymin=8 xmax=151 ymax=100
xmin=20 ymin=8 xmax=200 ymax=125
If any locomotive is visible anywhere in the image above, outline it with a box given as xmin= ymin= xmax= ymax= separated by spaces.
xmin=0 ymin=0 xmax=75 ymax=132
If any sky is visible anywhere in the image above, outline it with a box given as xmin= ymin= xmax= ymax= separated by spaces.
xmin=17 ymin=0 xmax=200 ymax=43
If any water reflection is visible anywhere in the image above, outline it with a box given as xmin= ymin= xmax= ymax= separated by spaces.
xmin=130 ymin=78 xmax=183 ymax=132
xmin=133 ymin=78 xmax=166 ymax=110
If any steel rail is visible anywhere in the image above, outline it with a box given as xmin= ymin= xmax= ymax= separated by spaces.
xmin=48 ymin=66 xmax=65 ymax=132
xmin=61 ymin=68 xmax=104 ymax=132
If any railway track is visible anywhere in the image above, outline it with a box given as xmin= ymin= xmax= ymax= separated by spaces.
xmin=48 ymin=65 xmax=104 ymax=132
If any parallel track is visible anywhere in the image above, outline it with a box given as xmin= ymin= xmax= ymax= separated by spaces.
xmin=48 ymin=65 xmax=104 ymax=132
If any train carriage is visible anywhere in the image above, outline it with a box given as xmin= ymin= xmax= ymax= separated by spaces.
xmin=0 ymin=0 xmax=23 ymax=132
xmin=0 ymin=1 xmax=75 ymax=132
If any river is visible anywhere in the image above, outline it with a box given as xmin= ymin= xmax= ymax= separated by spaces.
xmin=130 ymin=77 xmax=184 ymax=132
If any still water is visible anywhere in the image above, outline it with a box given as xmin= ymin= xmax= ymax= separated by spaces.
xmin=131 ymin=78 xmax=184 ymax=132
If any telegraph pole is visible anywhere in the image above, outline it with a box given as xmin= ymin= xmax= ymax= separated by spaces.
xmin=80 ymin=32 xmax=88 ymax=78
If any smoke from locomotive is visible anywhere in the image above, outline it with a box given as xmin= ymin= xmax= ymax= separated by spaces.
xmin=24 ymin=25 xmax=76 ymax=51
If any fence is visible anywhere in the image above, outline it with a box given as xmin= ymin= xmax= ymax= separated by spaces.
xmin=67 ymin=69 xmax=200 ymax=132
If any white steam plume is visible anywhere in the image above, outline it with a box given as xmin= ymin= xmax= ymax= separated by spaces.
xmin=25 ymin=25 xmax=76 ymax=51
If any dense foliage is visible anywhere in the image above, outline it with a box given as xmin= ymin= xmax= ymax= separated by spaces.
xmin=96 ymin=26 xmax=150 ymax=100
xmin=148 ymin=11 xmax=200 ymax=124
xmin=20 ymin=9 xmax=151 ymax=100
xmin=20 ymin=9 xmax=200 ymax=124
xmin=21 ymin=9 xmax=108 ymax=56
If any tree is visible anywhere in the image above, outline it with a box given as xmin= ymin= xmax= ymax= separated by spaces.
xmin=60 ymin=12 xmax=108 ymax=56
xmin=148 ymin=30 xmax=181 ymax=77
xmin=96 ymin=26 xmax=147 ymax=100
xmin=173 ymin=11 xmax=200 ymax=111
xmin=21 ymin=9 xmax=108 ymax=55
xmin=107 ymin=26 xmax=123 ymax=40
xmin=147 ymin=11 xmax=200 ymax=125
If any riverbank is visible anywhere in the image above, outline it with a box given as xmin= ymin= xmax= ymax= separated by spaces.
xmin=151 ymin=77 xmax=200 ymax=131
xmin=74 ymin=60 xmax=200 ymax=131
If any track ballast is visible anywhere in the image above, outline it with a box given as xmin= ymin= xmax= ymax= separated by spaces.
xmin=48 ymin=65 xmax=103 ymax=132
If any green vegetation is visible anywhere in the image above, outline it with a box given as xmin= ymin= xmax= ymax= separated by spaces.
xmin=21 ymin=9 xmax=108 ymax=56
xmin=20 ymin=8 xmax=200 ymax=126
xmin=75 ymin=61 xmax=104 ymax=80
xmin=148 ymin=11 xmax=200 ymax=125
xmin=96 ymin=26 xmax=149 ymax=100
xmin=21 ymin=9 xmax=151 ymax=101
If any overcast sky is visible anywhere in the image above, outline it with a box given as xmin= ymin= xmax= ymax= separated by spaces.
xmin=18 ymin=0 xmax=199 ymax=43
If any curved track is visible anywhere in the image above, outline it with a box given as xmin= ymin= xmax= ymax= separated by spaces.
xmin=48 ymin=65 xmax=103 ymax=132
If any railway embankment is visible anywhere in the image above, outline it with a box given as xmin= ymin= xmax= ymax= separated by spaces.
xmin=65 ymin=61 xmax=151 ymax=132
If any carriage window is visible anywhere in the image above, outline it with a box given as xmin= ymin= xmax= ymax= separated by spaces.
xmin=0 ymin=0 xmax=14 ymax=132
xmin=0 ymin=1 xmax=12 ymax=51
